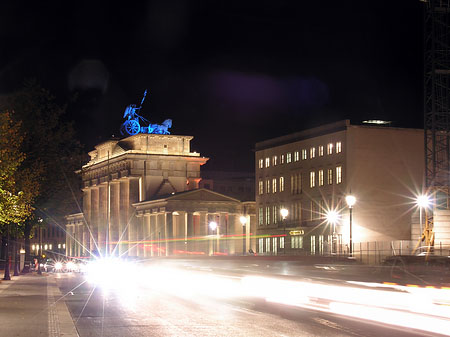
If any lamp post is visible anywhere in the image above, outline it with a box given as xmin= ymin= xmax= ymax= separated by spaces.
xmin=3 ymin=223 xmax=10 ymax=280
xmin=240 ymin=216 xmax=247 ymax=255
xmin=416 ymin=194 xmax=430 ymax=251
xmin=326 ymin=210 xmax=339 ymax=255
xmin=345 ymin=195 xmax=356 ymax=256
xmin=37 ymin=219 xmax=42 ymax=275
xmin=280 ymin=208 xmax=289 ymax=254
xmin=209 ymin=221 xmax=217 ymax=255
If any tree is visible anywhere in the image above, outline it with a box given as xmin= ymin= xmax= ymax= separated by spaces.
xmin=0 ymin=81 xmax=85 ymax=271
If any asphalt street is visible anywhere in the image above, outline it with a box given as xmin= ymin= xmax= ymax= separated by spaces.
xmin=55 ymin=269 xmax=438 ymax=337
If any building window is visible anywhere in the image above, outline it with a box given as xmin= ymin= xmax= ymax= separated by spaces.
xmin=318 ymin=145 xmax=324 ymax=157
xmin=259 ymin=238 xmax=264 ymax=253
xmin=259 ymin=207 xmax=264 ymax=225
xmin=280 ymin=154 xmax=285 ymax=164
xmin=272 ymin=178 xmax=277 ymax=193
xmin=273 ymin=238 xmax=278 ymax=254
xmin=259 ymin=159 xmax=264 ymax=169
xmin=32 ymin=244 xmax=35 ymax=251
xmin=291 ymin=173 xmax=302 ymax=194
xmin=302 ymin=149 xmax=307 ymax=160
xmin=58 ymin=243 xmax=61 ymax=249
xmin=287 ymin=153 xmax=292 ymax=163
xmin=336 ymin=141 xmax=342 ymax=153
xmin=272 ymin=155 xmax=278 ymax=166
xmin=310 ymin=171 xmax=316 ymax=188
xmin=266 ymin=206 xmax=270 ymax=225
xmin=266 ymin=237 xmax=271 ymax=252
xmin=318 ymin=169 xmax=324 ymax=186
xmin=49 ymin=244 xmax=52 ymax=250
xmin=291 ymin=236 xmax=303 ymax=249
xmin=318 ymin=235 xmax=324 ymax=254
xmin=273 ymin=205 xmax=278 ymax=224
xmin=265 ymin=157 xmax=270 ymax=168
xmin=311 ymin=236 xmax=316 ymax=254
xmin=258 ymin=180 xmax=263 ymax=195
xmin=280 ymin=237 xmax=285 ymax=249
xmin=280 ymin=176 xmax=284 ymax=192
xmin=63 ymin=244 xmax=65 ymax=249
xmin=310 ymin=147 xmax=316 ymax=159
xmin=327 ymin=169 xmax=333 ymax=185
xmin=310 ymin=201 xmax=316 ymax=220
xmin=294 ymin=151 xmax=299 ymax=161
xmin=266 ymin=179 xmax=270 ymax=194
xmin=336 ymin=166 xmax=342 ymax=184
xmin=327 ymin=143 xmax=333 ymax=155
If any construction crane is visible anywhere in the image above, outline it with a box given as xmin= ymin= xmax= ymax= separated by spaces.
xmin=415 ymin=0 xmax=450 ymax=254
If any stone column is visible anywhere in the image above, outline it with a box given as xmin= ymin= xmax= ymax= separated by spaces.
xmin=66 ymin=225 xmax=72 ymax=257
xmin=137 ymin=216 xmax=145 ymax=258
xmin=219 ymin=213 xmax=228 ymax=254
xmin=143 ymin=214 xmax=150 ymax=258
xmin=199 ymin=212 xmax=208 ymax=254
xmin=128 ymin=178 xmax=140 ymax=257
xmin=119 ymin=180 xmax=129 ymax=256
xmin=110 ymin=182 xmax=120 ymax=256
xmin=90 ymin=188 xmax=99 ymax=256
xmin=150 ymin=214 xmax=157 ymax=257
xmin=98 ymin=185 xmax=107 ymax=257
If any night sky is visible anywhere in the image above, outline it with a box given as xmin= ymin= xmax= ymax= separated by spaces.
xmin=0 ymin=1 xmax=423 ymax=172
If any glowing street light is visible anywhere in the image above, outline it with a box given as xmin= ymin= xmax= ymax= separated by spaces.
xmin=280 ymin=208 xmax=289 ymax=254
xmin=209 ymin=221 xmax=218 ymax=255
xmin=345 ymin=195 xmax=356 ymax=256
xmin=326 ymin=210 xmax=340 ymax=255
xmin=240 ymin=216 xmax=247 ymax=255
xmin=416 ymin=194 xmax=430 ymax=250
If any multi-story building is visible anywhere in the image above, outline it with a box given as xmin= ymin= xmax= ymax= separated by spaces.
xmin=199 ymin=171 xmax=255 ymax=201
xmin=30 ymin=222 xmax=66 ymax=258
xmin=66 ymin=133 xmax=256 ymax=258
xmin=255 ymin=120 xmax=423 ymax=255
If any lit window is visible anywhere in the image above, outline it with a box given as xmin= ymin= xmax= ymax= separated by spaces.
xmin=266 ymin=237 xmax=271 ymax=252
xmin=318 ymin=145 xmax=324 ymax=157
xmin=310 ymin=171 xmax=316 ymax=188
xmin=279 ymin=176 xmax=284 ymax=192
xmin=302 ymin=149 xmax=307 ymax=160
xmin=290 ymin=175 xmax=294 ymax=194
xmin=318 ymin=169 xmax=324 ymax=186
xmin=266 ymin=179 xmax=270 ymax=193
xmin=265 ymin=157 xmax=270 ymax=168
xmin=327 ymin=169 xmax=333 ymax=185
xmin=272 ymin=155 xmax=278 ymax=166
xmin=272 ymin=178 xmax=277 ymax=193
xmin=273 ymin=205 xmax=278 ymax=224
xmin=311 ymin=236 xmax=316 ymax=254
xmin=280 ymin=154 xmax=285 ymax=164
xmin=44 ymin=244 xmax=48 ymax=250
xmin=273 ymin=237 xmax=277 ymax=253
xmin=318 ymin=235 xmax=324 ymax=254
xmin=336 ymin=166 xmax=342 ymax=184
xmin=58 ymin=244 xmax=61 ymax=249
xmin=32 ymin=245 xmax=35 ymax=251
xmin=294 ymin=151 xmax=299 ymax=161
xmin=266 ymin=206 xmax=270 ymax=225
xmin=327 ymin=143 xmax=333 ymax=155
xmin=258 ymin=180 xmax=263 ymax=195
xmin=259 ymin=159 xmax=264 ymax=169
xmin=280 ymin=236 xmax=285 ymax=249
xmin=63 ymin=244 xmax=66 ymax=249
xmin=259 ymin=238 xmax=264 ymax=253
xmin=259 ymin=207 xmax=264 ymax=225
xmin=310 ymin=201 xmax=315 ymax=220
xmin=310 ymin=147 xmax=316 ymax=159
xmin=286 ymin=153 xmax=292 ymax=163
xmin=49 ymin=244 xmax=52 ymax=250
xmin=336 ymin=141 xmax=342 ymax=153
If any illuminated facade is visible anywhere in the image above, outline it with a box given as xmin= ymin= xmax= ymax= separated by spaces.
xmin=255 ymin=120 xmax=424 ymax=255
xmin=66 ymin=133 xmax=256 ymax=257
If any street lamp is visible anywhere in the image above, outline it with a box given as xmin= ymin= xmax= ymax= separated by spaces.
xmin=209 ymin=221 xmax=217 ymax=255
xmin=37 ymin=219 xmax=43 ymax=275
xmin=345 ymin=195 xmax=356 ymax=256
xmin=325 ymin=210 xmax=340 ymax=255
xmin=240 ymin=216 xmax=247 ymax=255
xmin=416 ymin=194 xmax=430 ymax=251
xmin=280 ymin=208 xmax=289 ymax=254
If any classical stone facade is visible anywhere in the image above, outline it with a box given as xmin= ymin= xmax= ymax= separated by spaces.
xmin=66 ymin=133 xmax=256 ymax=257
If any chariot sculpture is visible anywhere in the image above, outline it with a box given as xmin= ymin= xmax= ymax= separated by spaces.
xmin=120 ymin=90 xmax=172 ymax=136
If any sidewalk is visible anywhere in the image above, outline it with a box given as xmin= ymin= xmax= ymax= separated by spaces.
xmin=0 ymin=272 xmax=78 ymax=337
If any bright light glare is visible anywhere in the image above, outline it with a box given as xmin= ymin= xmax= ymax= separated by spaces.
xmin=241 ymin=276 xmax=450 ymax=336
xmin=280 ymin=208 xmax=289 ymax=219
xmin=209 ymin=221 xmax=217 ymax=231
xmin=346 ymin=195 xmax=356 ymax=207
xmin=326 ymin=210 xmax=340 ymax=224
xmin=54 ymin=262 xmax=63 ymax=270
xmin=86 ymin=257 xmax=138 ymax=292
xmin=239 ymin=216 xmax=247 ymax=225
xmin=416 ymin=194 xmax=430 ymax=208
xmin=66 ymin=261 xmax=77 ymax=272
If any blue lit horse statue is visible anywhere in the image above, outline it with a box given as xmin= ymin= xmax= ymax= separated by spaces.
xmin=120 ymin=90 xmax=172 ymax=136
